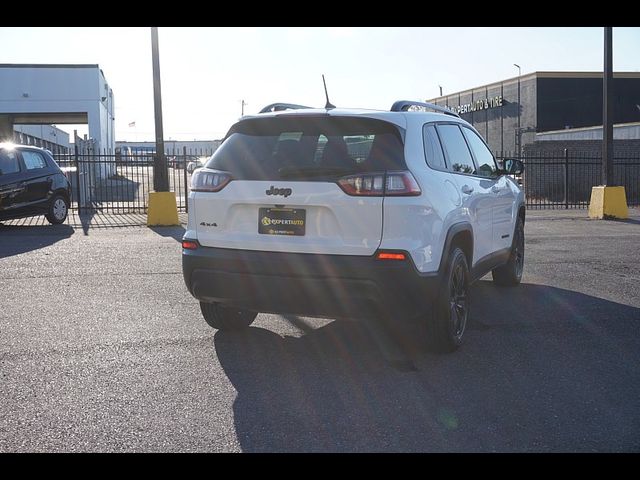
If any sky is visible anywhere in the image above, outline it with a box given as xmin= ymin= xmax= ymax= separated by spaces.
xmin=1 ymin=27 xmax=639 ymax=142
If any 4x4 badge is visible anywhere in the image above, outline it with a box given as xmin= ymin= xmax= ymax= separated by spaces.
xmin=266 ymin=186 xmax=292 ymax=198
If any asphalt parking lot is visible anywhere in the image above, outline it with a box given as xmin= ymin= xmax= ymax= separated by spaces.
xmin=1 ymin=209 xmax=639 ymax=452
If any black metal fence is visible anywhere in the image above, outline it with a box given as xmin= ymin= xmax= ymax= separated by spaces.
xmin=496 ymin=151 xmax=640 ymax=209
xmin=54 ymin=148 xmax=215 ymax=213
xmin=53 ymin=147 xmax=639 ymax=213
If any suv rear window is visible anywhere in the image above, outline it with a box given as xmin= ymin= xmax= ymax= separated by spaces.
xmin=206 ymin=116 xmax=406 ymax=181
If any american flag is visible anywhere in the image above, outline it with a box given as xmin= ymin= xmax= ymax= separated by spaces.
xmin=128 ymin=121 xmax=136 ymax=128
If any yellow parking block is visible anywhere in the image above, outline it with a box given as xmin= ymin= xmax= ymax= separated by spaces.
xmin=588 ymin=186 xmax=628 ymax=219
xmin=147 ymin=191 xmax=180 ymax=226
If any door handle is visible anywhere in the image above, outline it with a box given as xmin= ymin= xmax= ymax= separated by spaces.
xmin=461 ymin=185 xmax=474 ymax=195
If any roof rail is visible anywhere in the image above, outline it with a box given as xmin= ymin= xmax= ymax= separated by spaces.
xmin=390 ymin=100 xmax=460 ymax=118
xmin=259 ymin=103 xmax=312 ymax=114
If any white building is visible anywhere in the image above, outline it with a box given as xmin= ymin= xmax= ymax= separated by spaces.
xmin=13 ymin=124 xmax=71 ymax=154
xmin=116 ymin=140 xmax=222 ymax=156
xmin=535 ymin=122 xmax=640 ymax=141
xmin=0 ymin=64 xmax=115 ymax=152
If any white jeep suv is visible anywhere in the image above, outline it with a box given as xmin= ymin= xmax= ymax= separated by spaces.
xmin=182 ymin=101 xmax=525 ymax=352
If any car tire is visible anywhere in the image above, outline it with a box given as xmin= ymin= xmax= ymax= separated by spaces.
xmin=426 ymin=247 xmax=470 ymax=353
xmin=45 ymin=194 xmax=69 ymax=225
xmin=199 ymin=301 xmax=257 ymax=331
xmin=492 ymin=217 xmax=525 ymax=287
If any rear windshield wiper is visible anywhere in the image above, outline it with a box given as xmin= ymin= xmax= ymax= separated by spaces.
xmin=278 ymin=166 xmax=359 ymax=178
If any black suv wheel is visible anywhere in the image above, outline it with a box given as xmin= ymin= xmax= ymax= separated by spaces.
xmin=200 ymin=302 xmax=257 ymax=330
xmin=492 ymin=217 xmax=524 ymax=287
xmin=427 ymin=247 xmax=470 ymax=352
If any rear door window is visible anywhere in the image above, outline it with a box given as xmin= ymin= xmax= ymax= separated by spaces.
xmin=462 ymin=127 xmax=498 ymax=178
xmin=206 ymin=116 xmax=405 ymax=181
xmin=436 ymin=124 xmax=476 ymax=175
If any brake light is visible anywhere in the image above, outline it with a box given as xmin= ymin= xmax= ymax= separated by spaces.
xmin=337 ymin=171 xmax=421 ymax=196
xmin=191 ymin=169 xmax=233 ymax=192
xmin=182 ymin=240 xmax=198 ymax=250
xmin=376 ymin=251 xmax=407 ymax=261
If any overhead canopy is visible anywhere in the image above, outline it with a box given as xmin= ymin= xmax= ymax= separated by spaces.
xmin=2 ymin=112 xmax=88 ymax=124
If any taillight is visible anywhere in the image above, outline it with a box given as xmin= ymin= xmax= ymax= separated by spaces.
xmin=191 ymin=169 xmax=233 ymax=192
xmin=337 ymin=171 xmax=421 ymax=196
xmin=384 ymin=171 xmax=421 ymax=196
xmin=337 ymin=172 xmax=385 ymax=196
xmin=182 ymin=240 xmax=199 ymax=250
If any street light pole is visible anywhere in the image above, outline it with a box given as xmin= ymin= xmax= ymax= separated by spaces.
xmin=439 ymin=85 xmax=443 ymax=97
xmin=151 ymin=27 xmax=168 ymax=192
xmin=603 ymin=27 xmax=614 ymax=186
xmin=588 ymin=27 xmax=626 ymax=219
xmin=513 ymin=63 xmax=521 ymax=158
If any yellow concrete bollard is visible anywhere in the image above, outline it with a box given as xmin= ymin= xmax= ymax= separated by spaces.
xmin=588 ymin=186 xmax=628 ymax=219
xmin=147 ymin=191 xmax=180 ymax=226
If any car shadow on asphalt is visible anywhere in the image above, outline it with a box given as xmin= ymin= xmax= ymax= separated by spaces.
xmin=213 ymin=281 xmax=640 ymax=452
xmin=0 ymin=223 xmax=74 ymax=258
xmin=149 ymin=225 xmax=186 ymax=243
xmin=607 ymin=217 xmax=640 ymax=226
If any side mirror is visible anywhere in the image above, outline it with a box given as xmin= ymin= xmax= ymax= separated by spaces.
xmin=503 ymin=158 xmax=524 ymax=175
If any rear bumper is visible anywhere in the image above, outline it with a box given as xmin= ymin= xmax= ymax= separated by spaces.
xmin=182 ymin=245 xmax=441 ymax=320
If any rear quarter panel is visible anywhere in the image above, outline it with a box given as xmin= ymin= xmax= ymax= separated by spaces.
xmin=380 ymin=115 xmax=470 ymax=274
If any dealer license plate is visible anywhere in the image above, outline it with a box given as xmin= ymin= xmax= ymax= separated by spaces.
xmin=258 ymin=208 xmax=306 ymax=236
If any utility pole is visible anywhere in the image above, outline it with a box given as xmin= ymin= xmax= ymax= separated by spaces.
xmin=513 ymin=63 xmax=521 ymax=158
xmin=588 ymin=27 xmax=627 ymax=220
xmin=603 ymin=27 xmax=614 ymax=186
xmin=439 ymin=85 xmax=443 ymax=97
xmin=151 ymin=27 xmax=168 ymax=192
xmin=241 ymin=99 xmax=247 ymax=116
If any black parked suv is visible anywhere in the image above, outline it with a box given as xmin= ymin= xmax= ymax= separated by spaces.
xmin=0 ymin=143 xmax=72 ymax=224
